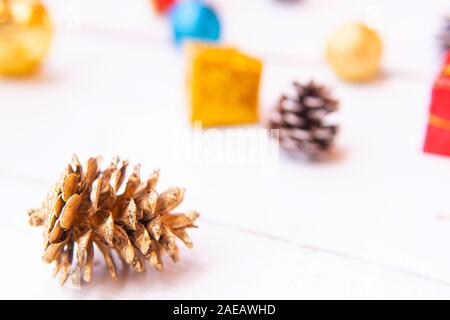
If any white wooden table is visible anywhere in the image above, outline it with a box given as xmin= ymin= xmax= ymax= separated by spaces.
xmin=1 ymin=0 xmax=450 ymax=299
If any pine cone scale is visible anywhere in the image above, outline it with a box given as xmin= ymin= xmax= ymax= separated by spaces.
xmin=440 ymin=16 xmax=450 ymax=52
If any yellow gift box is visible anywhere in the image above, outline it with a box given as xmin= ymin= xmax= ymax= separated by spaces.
xmin=186 ymin=42 xmax=263 ymax=127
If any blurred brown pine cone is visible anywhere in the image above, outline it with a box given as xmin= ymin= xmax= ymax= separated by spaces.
xmin=28 ymin=155 xmax=199 ymax=286
xmin=268 ymin=81 xmax=339 ymax=160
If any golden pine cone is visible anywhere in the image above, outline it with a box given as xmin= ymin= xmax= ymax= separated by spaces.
xmin=28 ymin=155 xmax=199 ymax=286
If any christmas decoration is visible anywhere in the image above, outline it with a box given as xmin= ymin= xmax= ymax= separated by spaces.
xmin=0 ymin=0 xmax=52 ymax=76
xmin=274 ymin=0 xmax=301 ymax=3
xmin=28 ymin=155 xmax=199 ymax=286
xmin=326 ymin=22 xmax=382 ymax=82
xmin=151 ymin=0 xmax=176 ymax=15
xmin=186 ymin=42 xmax=262 ymax=127
xmin=170 ymin=0 xmax=221 ymax=46
xmin=439 ymin=15 xmax=450 ymax=53
xmin=268 ymin=81 xmax=339 ymax=160
xmin=423 ymin=62 xmax=450 ymax=157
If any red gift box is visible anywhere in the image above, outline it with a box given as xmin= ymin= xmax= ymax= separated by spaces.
xmin=423 ymin=61 xmax=450 ymax=156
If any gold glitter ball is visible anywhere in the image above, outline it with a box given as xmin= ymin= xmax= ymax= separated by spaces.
xmin=326 ymin=22 xmax=382 ymax=82
xmin=0 ymin=0 xmax=52 ymax=76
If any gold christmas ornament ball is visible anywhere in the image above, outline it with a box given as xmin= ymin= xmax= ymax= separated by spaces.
xmin=0 ymin=0 xmax=52 ymax=76
xmin=326 ymin=22 xmax=382 ymax=82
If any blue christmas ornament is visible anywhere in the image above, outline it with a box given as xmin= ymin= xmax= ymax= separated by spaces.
xmin=170 ymin=0 xmax=221 ymax=46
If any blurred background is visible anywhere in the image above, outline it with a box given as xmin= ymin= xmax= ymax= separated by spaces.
xmin=2 ymin=0 xmax=450 ymax=299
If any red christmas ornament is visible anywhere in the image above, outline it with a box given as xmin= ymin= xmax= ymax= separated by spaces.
xmin=152 ymin=0 xmax=176 ymax=14
xmin=423 ymin=61 xmax=450 ymax=157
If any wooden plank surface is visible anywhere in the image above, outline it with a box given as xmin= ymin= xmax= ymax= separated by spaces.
xmin=1 ymin=0 xmax=450 ymax=299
